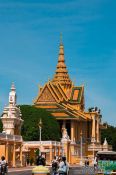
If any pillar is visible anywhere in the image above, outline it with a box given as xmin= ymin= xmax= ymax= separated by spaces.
xmin=91 ymin=115 xmax=96 ymax=142
xmin=13 ymin=143 xmax=16 ymax=167
xmin=50 ymin=146 xmax=53 ymax=163
xmin=54 ymin=146 xmax=56 ymax=156
xmin=75 ymin=121 xmax=77 ymax=141
xmin=68 ymin=144 xmax=71 ymax=164
xmin=96 ymin=118 xmax=100 ymax=143
xmin=78 ymin=122 xmax=80 ymax=140
xmin=5 ymin=142 xmax=9 ymax=163
xmin=71 ymin=120 xmax=74 ymax=141
xmin=58 ymin=146 xmax=60 ymax=156
xmin=20 ymin=144 xmax=23 ymax=167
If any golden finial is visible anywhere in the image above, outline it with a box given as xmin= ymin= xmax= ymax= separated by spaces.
xmin=60 ymin=32 xmax=63 ymax=44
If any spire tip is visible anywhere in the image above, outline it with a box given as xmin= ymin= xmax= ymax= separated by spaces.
xmin=60 ymin=32 xmax=63 ymax=45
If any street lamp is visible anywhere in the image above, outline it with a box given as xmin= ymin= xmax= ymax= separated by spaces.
xmin=80 ymin=131 xmax=83 ymax=165
xmin=38 ymin=118 xmax=42 ymax=144
xmin=38 ymin=118 xmax=43 ymax=156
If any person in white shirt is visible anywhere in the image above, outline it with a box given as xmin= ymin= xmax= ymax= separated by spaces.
xmin=58 ymin=157 xmax=69 ymax=175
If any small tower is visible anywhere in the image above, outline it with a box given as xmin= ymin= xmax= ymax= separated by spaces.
xmin=1 ymin=83 xmax=23 ymax=135
xmin=9 ymin=82 xmax=17 ymax=107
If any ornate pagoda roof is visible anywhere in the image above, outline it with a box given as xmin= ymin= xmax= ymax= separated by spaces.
xmin=52 ymin=37 xmax=72 ymax=88
xmin=34 ymin=36 xmax=94 ymax=120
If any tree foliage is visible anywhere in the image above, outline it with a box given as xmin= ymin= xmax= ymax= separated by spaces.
xmin=101 ymin=124 xmax=116 ymax=151
xmin=20 ymin=105 xmax=60 ymax=141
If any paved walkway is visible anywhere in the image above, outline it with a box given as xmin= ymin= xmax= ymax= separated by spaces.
xmin=8 ymin=166 xmax=33 ymax=172
xmin=8 ymin=166 xmax=96 ymax=175
xmin=8 ymin=165 xmax=51 ymax=172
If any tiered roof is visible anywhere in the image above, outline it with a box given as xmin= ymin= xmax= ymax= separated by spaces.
xmin=52 ymin=41 xmax=72 ymax=88
xmin=34 ymin=37 xmax=92 ymax=121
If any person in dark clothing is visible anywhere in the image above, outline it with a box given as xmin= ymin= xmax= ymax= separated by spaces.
xmin=52 ymin=156 xmax=59 ymax=175
xmin=36 ymin=155 xmax=43 ymax=166
xmin=41 ymin=154 xmax=46 ymax=166
xmin=0 ymin=156 xmax=8 ymax=175
xmin=36 ymin=155 xmax=46 ymax=166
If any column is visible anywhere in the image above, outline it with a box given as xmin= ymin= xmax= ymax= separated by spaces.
xmin=54 ymin=146 xmax=56 ymax=156
xmin=20 ymin=144 xmax=23 ymax=167
xmin=50 ymin=146 xmax=53 ymax=163
xmin=71 ymin=120 xmax=74 ymax=141
xmin=91 ymin=115 xmax=96 ymax=141
xmin=68 ymin=143 xmax=71 ymax=164
xmin=13 ymin=143 xmax=16 ymax=167
xmin=96 ymin=117 xmax=100 ymax=143
xmin=75 ymin=121 xmax=77 ymax=141
xmin=78 ymin=122 xmax=80 ymax=140
xmin=5 ymin=142 xmax=9 ymax=163
xmin=58 ymin=146 xmax=60 ymax=156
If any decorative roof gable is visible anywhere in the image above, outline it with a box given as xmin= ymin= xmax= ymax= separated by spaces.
xmin=35 ymin=85 xmax=57 ymax=103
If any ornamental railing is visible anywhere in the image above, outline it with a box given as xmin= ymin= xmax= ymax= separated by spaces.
xmin=88 ymin=144 xmax=102 ymax=151
xmin=24 ymin=141 xmax=61 ymax=146
xmin=0 ymin=133 xmax=22 ymax=142
xmin=88 ymin=144 xmax=112 ymax=151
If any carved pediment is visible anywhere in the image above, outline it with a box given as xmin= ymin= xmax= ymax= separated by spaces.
xmin=37 ymin=86 xmax=56 ymax=102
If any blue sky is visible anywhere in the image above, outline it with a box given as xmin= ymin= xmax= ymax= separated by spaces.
xmin=0 ymin=0 xmax=116 ymax=125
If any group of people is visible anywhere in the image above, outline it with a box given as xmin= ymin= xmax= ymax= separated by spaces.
xmin=52 ymin=156 xmax=69 ymax=175
xmin=36 ymin=154 xmax=69 ymax=175
xmin=85 ymin=156 xmax=98 ymax=170
xmin=0 ymin=156 xmax=8 ymax=175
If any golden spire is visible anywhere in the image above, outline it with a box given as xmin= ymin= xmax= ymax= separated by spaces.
xmin=52 ymin=35 xmax=72 ymax=88
xmin=60 ymin=32 xmax=63 ymax=45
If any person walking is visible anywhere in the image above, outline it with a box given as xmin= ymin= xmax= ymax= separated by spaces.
xmin=58 ymin=157 xmax=69 ymax=175
xmin=0 ymin=156 xmax=8 ymax=175
xmin=51 ymin=156 xmax=59 ymax=175
xmin=94 ymin=156 xmax=98 ymax=170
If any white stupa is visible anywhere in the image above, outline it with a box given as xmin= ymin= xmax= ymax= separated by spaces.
xmin=1 ymin=83 xmax=23 ymax=135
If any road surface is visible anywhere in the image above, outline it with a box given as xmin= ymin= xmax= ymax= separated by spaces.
xmin=8 ymin=166 xmax=95 ymax=175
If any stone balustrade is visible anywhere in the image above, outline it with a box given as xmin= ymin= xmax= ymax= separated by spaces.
xmin=23 ymin=141 xmax=61 ymax=146
xmin=88 ymin=144 xmax=102 ymax=151
xmin=88 ymin=143 xmax=112 ymax=151
xmin=0 ymin=133 xmax=22 ymax=142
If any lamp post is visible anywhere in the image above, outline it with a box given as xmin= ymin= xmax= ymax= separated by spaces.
xmin=80 ymin=131 xmax=83 ymax=165
xmin=38 ymin=118 xmax=42 ymax=144
xmin=38 ymin=118 xmax=43 ymax=156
